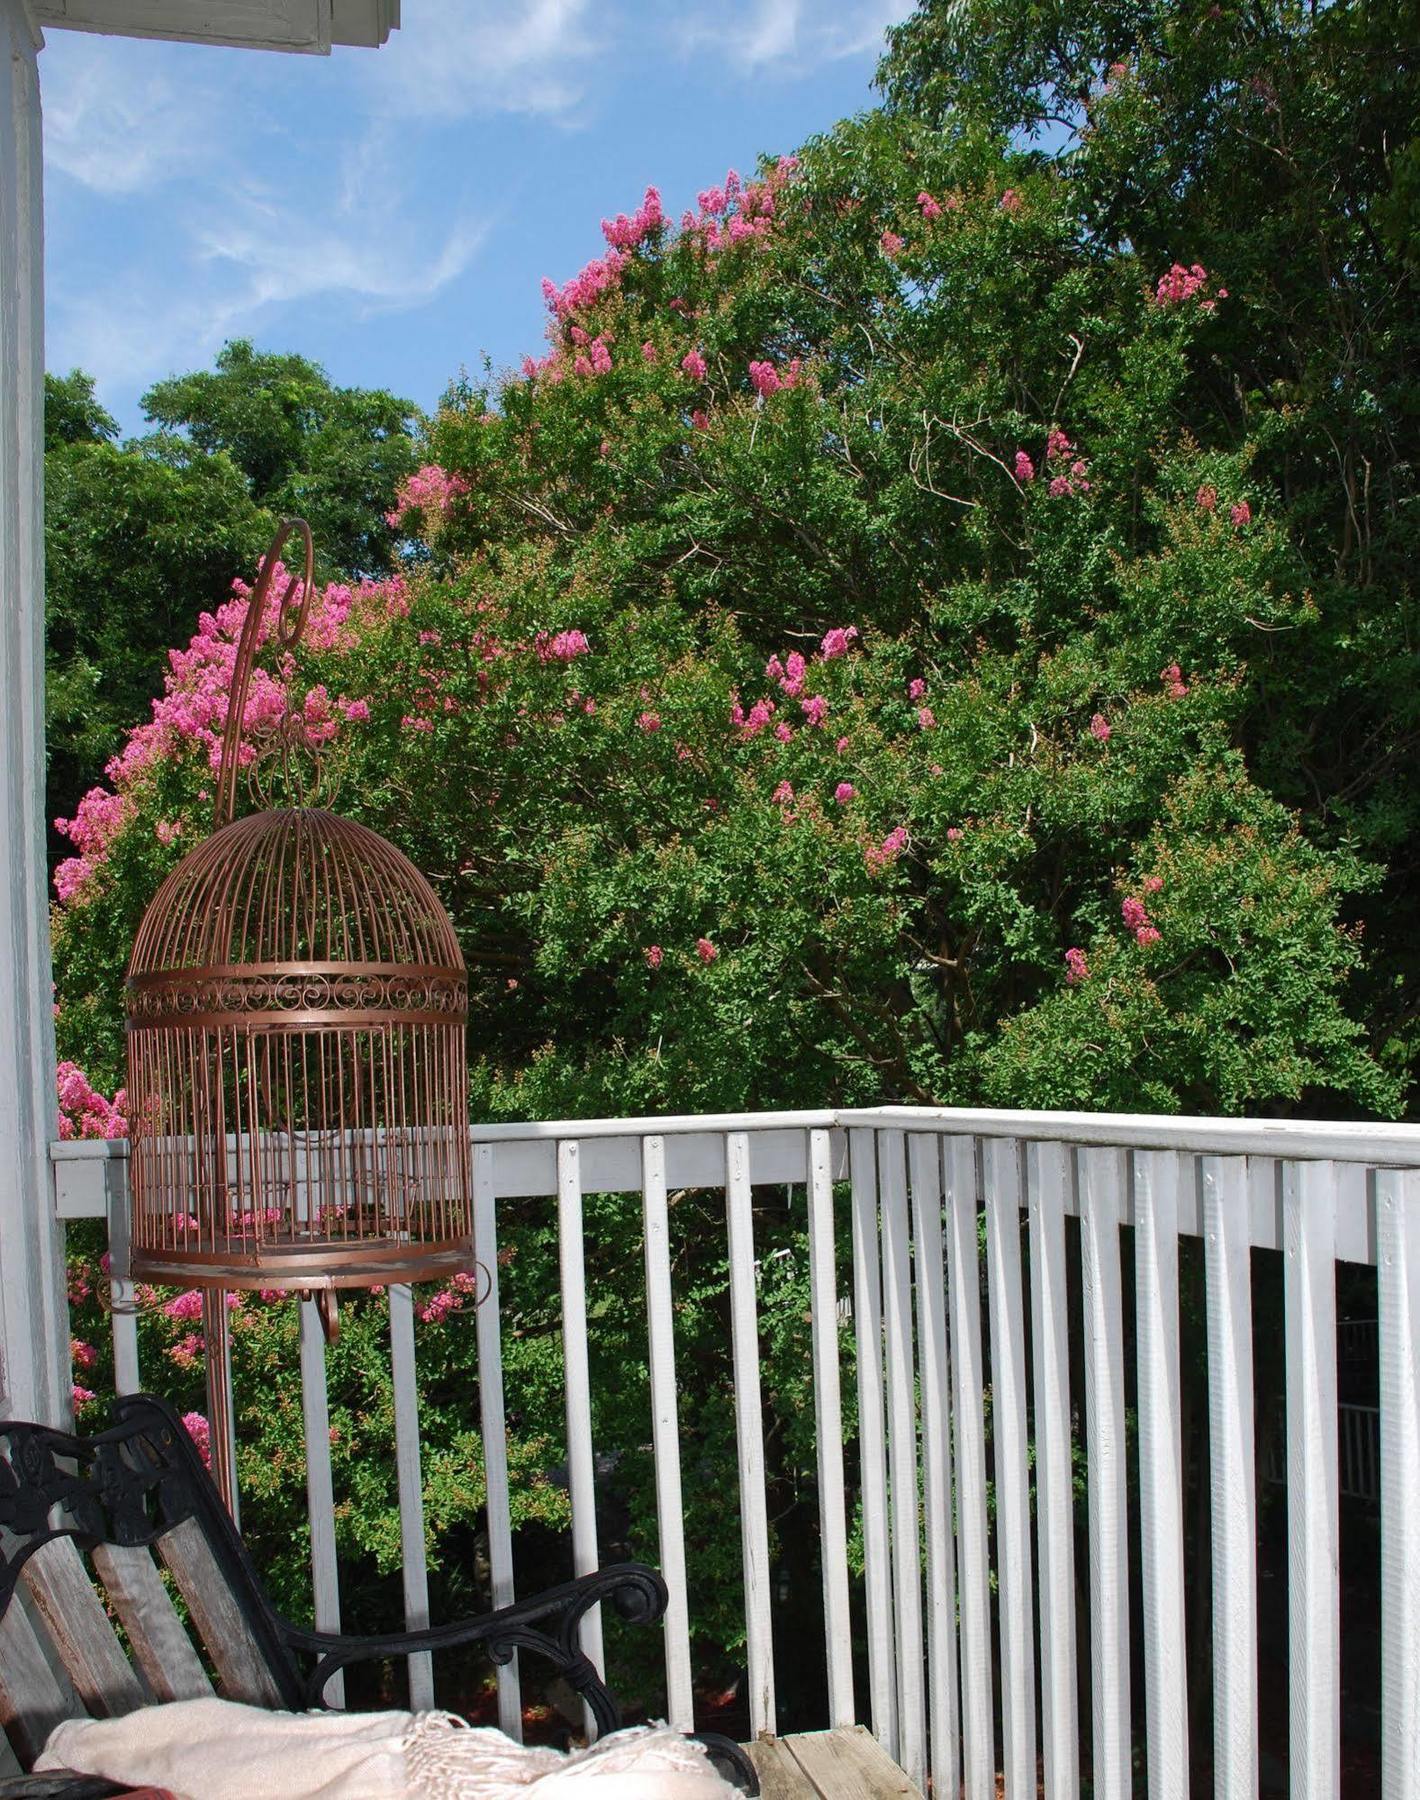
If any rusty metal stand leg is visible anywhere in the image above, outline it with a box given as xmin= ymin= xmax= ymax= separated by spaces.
xmin=203 ymin=1287 xmax=240 ymax=1524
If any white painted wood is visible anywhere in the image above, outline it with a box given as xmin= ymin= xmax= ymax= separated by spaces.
xmin=33 ymin=0 xmax=334 ymax=52
xmin=473 ymin=1141 xmax=520 ymax=1739
xmin=105 ymin=1185 xmax=140 ymax=1396
xmin=298 ymin=1295 xmax=344 ymax=1707
xmin=983 ymin=1135 xmax=1036 ymax=1799
xmin=945 ymin=1135 xmax=993 ymax=1800
xmin=879 ymin=1130 xmax=925 ymax=1792
xmin=389 ymin=1283 xmax=433 ymax=1710
xmin=1079 ymin=1147 xmax=1131 ymax=1800
xmin=1026 ymin=1141 xmax=1079 ymax=1800
xmin=1201 ymin=1155 xmax=1258 ymax=1800
xmin=640 ymin=1134 xmax=694 ymax=1732
xmin=556 ymin=1139 xmax=604 ymax=1726
xmin=1133 ymin=1150 xmax=1189 ymax=1800
xmin=849 ymin=1125 xmax=896 ymax=1759
xmin=807 ymin=1126 xmax=855 ymax=1729
xmin=0 ymin=0 xmax=69 ymax=1428
xmin=726 ymin=1129 xmax=776 ymax=1738
xmin=836 ymin=1105 xmax=1420 ymax=1170
xmin=1377 ymin=1167 xmax=1420 ymax=1800
xmin=1283 ymin=1161 xmax=1340 ymax=1798
xmin=908 ymin=1132 xmax=959 ymax=1800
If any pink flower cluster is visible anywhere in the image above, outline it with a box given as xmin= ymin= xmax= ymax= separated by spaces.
xmin=917 ymin=192 xmax=943 ymax=221
xmin=766 ymin=650 xmax=807 ymax=696
xmin=865 ymin=825 xmax=908 ymax=873
xmin=645 ymin=944 xmax=663 ymax=969
xmin=696 ymin=937 xmax=718 ymax=964
xmin=535 ymin=629 xmax=591 ymax=663
xmin=999 ymin=189 xmax=1023 ymax=215
xmin=802 ymin=695 xmax=830 ymax=728
xmin=419 ymin=1268 xmax=482 ymax=1325
xmin=181 ymin=1412 xmax=212 ymax=1467
xmin=834 ymin=781 xmax=856 ymax=804
xmin=1122 ymin=894 xmax=1162 ymax=947
xmin=572 ymin=331 xmax=613 ymax=378
xmin=819 ymin=626 xmax=859 ymax=660
xmin=541 ymin=248 xmax=629 ymax=321
xmin=880 ymin=230 xmax=905 ymax=258
xmin=682 ymin=349 xmax=708 ymax=383
xmin=386 ymin=464 xmax=469 ymax=531
xmin=1042 ymin=427 xmax=1091 ymax=497
xmin=1064 ymin=947 xmax=1090 ymax=985
xmin=1152 ymin=262 xmax=1225 ymax=310
xmin=601 ymin=186 xmax=664 ymax=251
xmin=1015 ymin=451 xmax=1035 ymax=483
xmin=1161 ymin=662 xmax=1190 ymax=698
xmin=748 ymin=358 xmax=801 ymax=397
xmin=1090 ymin=713 xmax=1112 ymax=742
xmin=56 ymin=1061 xmax=127 ymax=1140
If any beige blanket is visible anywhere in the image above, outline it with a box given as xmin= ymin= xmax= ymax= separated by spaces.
xmin=37 ymin=1698 xmax=737 ymax=1799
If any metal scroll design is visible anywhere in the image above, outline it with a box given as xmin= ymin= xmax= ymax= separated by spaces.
xmin=215 ymin=517 xmax=330 ymax=829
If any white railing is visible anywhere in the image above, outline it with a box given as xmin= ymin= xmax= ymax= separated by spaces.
xmin=50 ymin=1105 xmax=1420 ymax=1798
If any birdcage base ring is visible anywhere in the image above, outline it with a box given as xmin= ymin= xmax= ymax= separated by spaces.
xmin=129 ymin=1236 xmax=477 ymax=1291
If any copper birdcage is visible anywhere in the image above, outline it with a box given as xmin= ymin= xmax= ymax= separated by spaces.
xmin=124 ymin=521 xmax=475 ymax=1336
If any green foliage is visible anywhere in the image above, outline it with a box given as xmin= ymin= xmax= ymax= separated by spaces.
xmin=45 ymin=370 xmax=117 ymax=449
xmin=142 ymin=340 xmax=420 ymax=578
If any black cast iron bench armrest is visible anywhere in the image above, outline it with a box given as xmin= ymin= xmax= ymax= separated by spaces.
xmin=279 ymin=1562 xmax=668 ymax=1730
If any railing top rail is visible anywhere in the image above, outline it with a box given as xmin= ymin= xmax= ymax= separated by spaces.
xmin=835 ymin=1105 xmax=1420 ymax=1166
xmin=48 ymin=1102 xmax=1420 ymax=1170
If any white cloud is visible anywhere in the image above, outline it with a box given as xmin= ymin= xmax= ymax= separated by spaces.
xmin=42 ymin=37 xmax=221 ymax=194
xmin=362 ymin=0 xmax=601 ymax=121
xmin=680 ymin=0 xmax=911 ymax=75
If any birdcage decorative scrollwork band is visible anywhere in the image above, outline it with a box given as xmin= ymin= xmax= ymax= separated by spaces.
xmin=127 ymin=968 xmax=468 ymax=1026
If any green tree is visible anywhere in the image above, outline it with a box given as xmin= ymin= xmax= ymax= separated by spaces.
xmin=142 ymin=339 xmax=421 ymax=577
xmin=45 ymin=369 xmax=117 ymax=450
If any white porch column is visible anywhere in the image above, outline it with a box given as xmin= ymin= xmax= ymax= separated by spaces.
xmin=0 ymin=0 xmax=68 ymax=1426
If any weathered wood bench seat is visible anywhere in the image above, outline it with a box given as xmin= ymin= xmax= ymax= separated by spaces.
xmin=0 ymin=1394 xmax=754 ymax=1791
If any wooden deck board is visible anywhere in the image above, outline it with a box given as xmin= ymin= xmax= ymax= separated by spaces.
xmin=743 ymin=1726 xmax=922 ymax=1799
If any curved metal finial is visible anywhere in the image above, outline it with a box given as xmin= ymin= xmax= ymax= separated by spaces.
xmin=215 ymin=518 xmax=316 ymax=830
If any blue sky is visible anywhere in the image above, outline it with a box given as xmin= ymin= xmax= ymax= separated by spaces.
xmin=41 ymin=0 xmax=914 ymax=437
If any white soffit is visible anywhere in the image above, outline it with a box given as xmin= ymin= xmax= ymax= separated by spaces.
xmin=31 ymin=0 xmax=399 ymax=51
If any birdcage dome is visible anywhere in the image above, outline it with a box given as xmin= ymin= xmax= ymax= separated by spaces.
xmin=125 ymin=806 xmax=474 ymax=1294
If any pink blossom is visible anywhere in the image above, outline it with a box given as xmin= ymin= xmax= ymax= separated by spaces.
xmin=1143 ymin=874 xmax=1164 ymax=893
xmin=72 ymin=1386 xmax=97 ymax=1408
xmin=691 ymin=410 xmax=711 ymax=431
xmin=880 ymin=229 xmax=905 ymax=258
xmin=1015 ymin=451 xmax=1035 ymax=483
xmin=772 ymin=781 xmax=795 ymax=804
xmin=774 ymin=721 xmax=793 ymax=742
xmin=182 ymin=1412 xmax=212 ymax=1467
xmin=645 ymin=945 xmax=663 ymax=969
xmin=537 ymin=628 xmax=591 ymax=663
xmin=819 ymin=625 xmax=859 ymax=660
xmin=1121 ymin=896 xmax=1150 ymax=929
xmin=55 ymin=1061 xmax=127 ymax=1140
xmin=748 ymin=360 xmax=780 ymax=397
xmin=1046 ymin=427 xmax=1072 ymax=460
xmin=908 ymin=677 xmax=927 ymax=701
xmin=778 ymin=652 xmax=807 ymax=697
xmin=1048 ymin=474 xmax=1074 ymax=497
xmin=1152 ymin=262 xmax=1210 ymax=306
xmin=801 ymin=694 xmax=829 ymax=728
xmin=696 ymin=938 xmax=718 ymax=963
xmin=865 ymin=825 xmax=909 ymax=873
xmin=1089 ymin=713 xmax=1112 ymax=742
xmin=387 ymin=464 xmax=469 ymax=532
xmin=1161 ymin=662 xmax=1190 ymax=698
xmin=833 ymin=781 xmax=856 ymax=804
xmin=340 ymin=698 xmax=371 ymax=722
xmin=638 ymin=711 xmax=662 ymax=732
xmin=836 ymin=736 xmax=850 ymax=753
xmin=999 ymin=189 xmax=1023 ymax=214
xmin=917 ymin=707 xmax=936 ymax=730
xmin=917 ymin=192 xmax=943 ymax=221
xmin=1196 ymin=484 xmax=1218 ymax=513
xmin=739 ymin=697 xmax=776 ymax=738
xmin=169 ymin=1333 xmax=205 ymax=1371
xmin=1230 ymin=500 xmax=1252 ymax=527
xmin=164 ymin=1289 xmax=205 ymax=1324
xmin=681 ymin=349 xmax=708 ymax=383
xmin=1135 ymin=925 xmax=1162 ymax=947
xmin=946 ymin=827 xmax=964 ymax=842
xmin=541 ymin=248 xmax=628 ymax=320
xmin=155 ymin=818 xmax=182 ymax=846
xmin=642 ymin=342 xmax=658 ymax=363
xmin=1064 ymin=947 xmax=1090 ymax=985
xmin=71 ymin=1339 xmax=97 ymax=1370
xmin=601 ymin=185 xmax=664 ymax=250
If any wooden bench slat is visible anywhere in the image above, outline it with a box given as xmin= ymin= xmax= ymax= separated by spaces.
xmin=745 ymin=1735 xmax=817 ymax=1800
xmin=90 ymin=1544 xmax=211 ymax=1704
xmin=18 ymin=1540 xmax=145 ymax=1719
xmin=784 ymin=1726 xmax=922 ymax=1799
xmin=0 ymin=1591 xmax=78 ymax=1765
xmin=155 ymin=1518 xmax=284 ymax=1707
